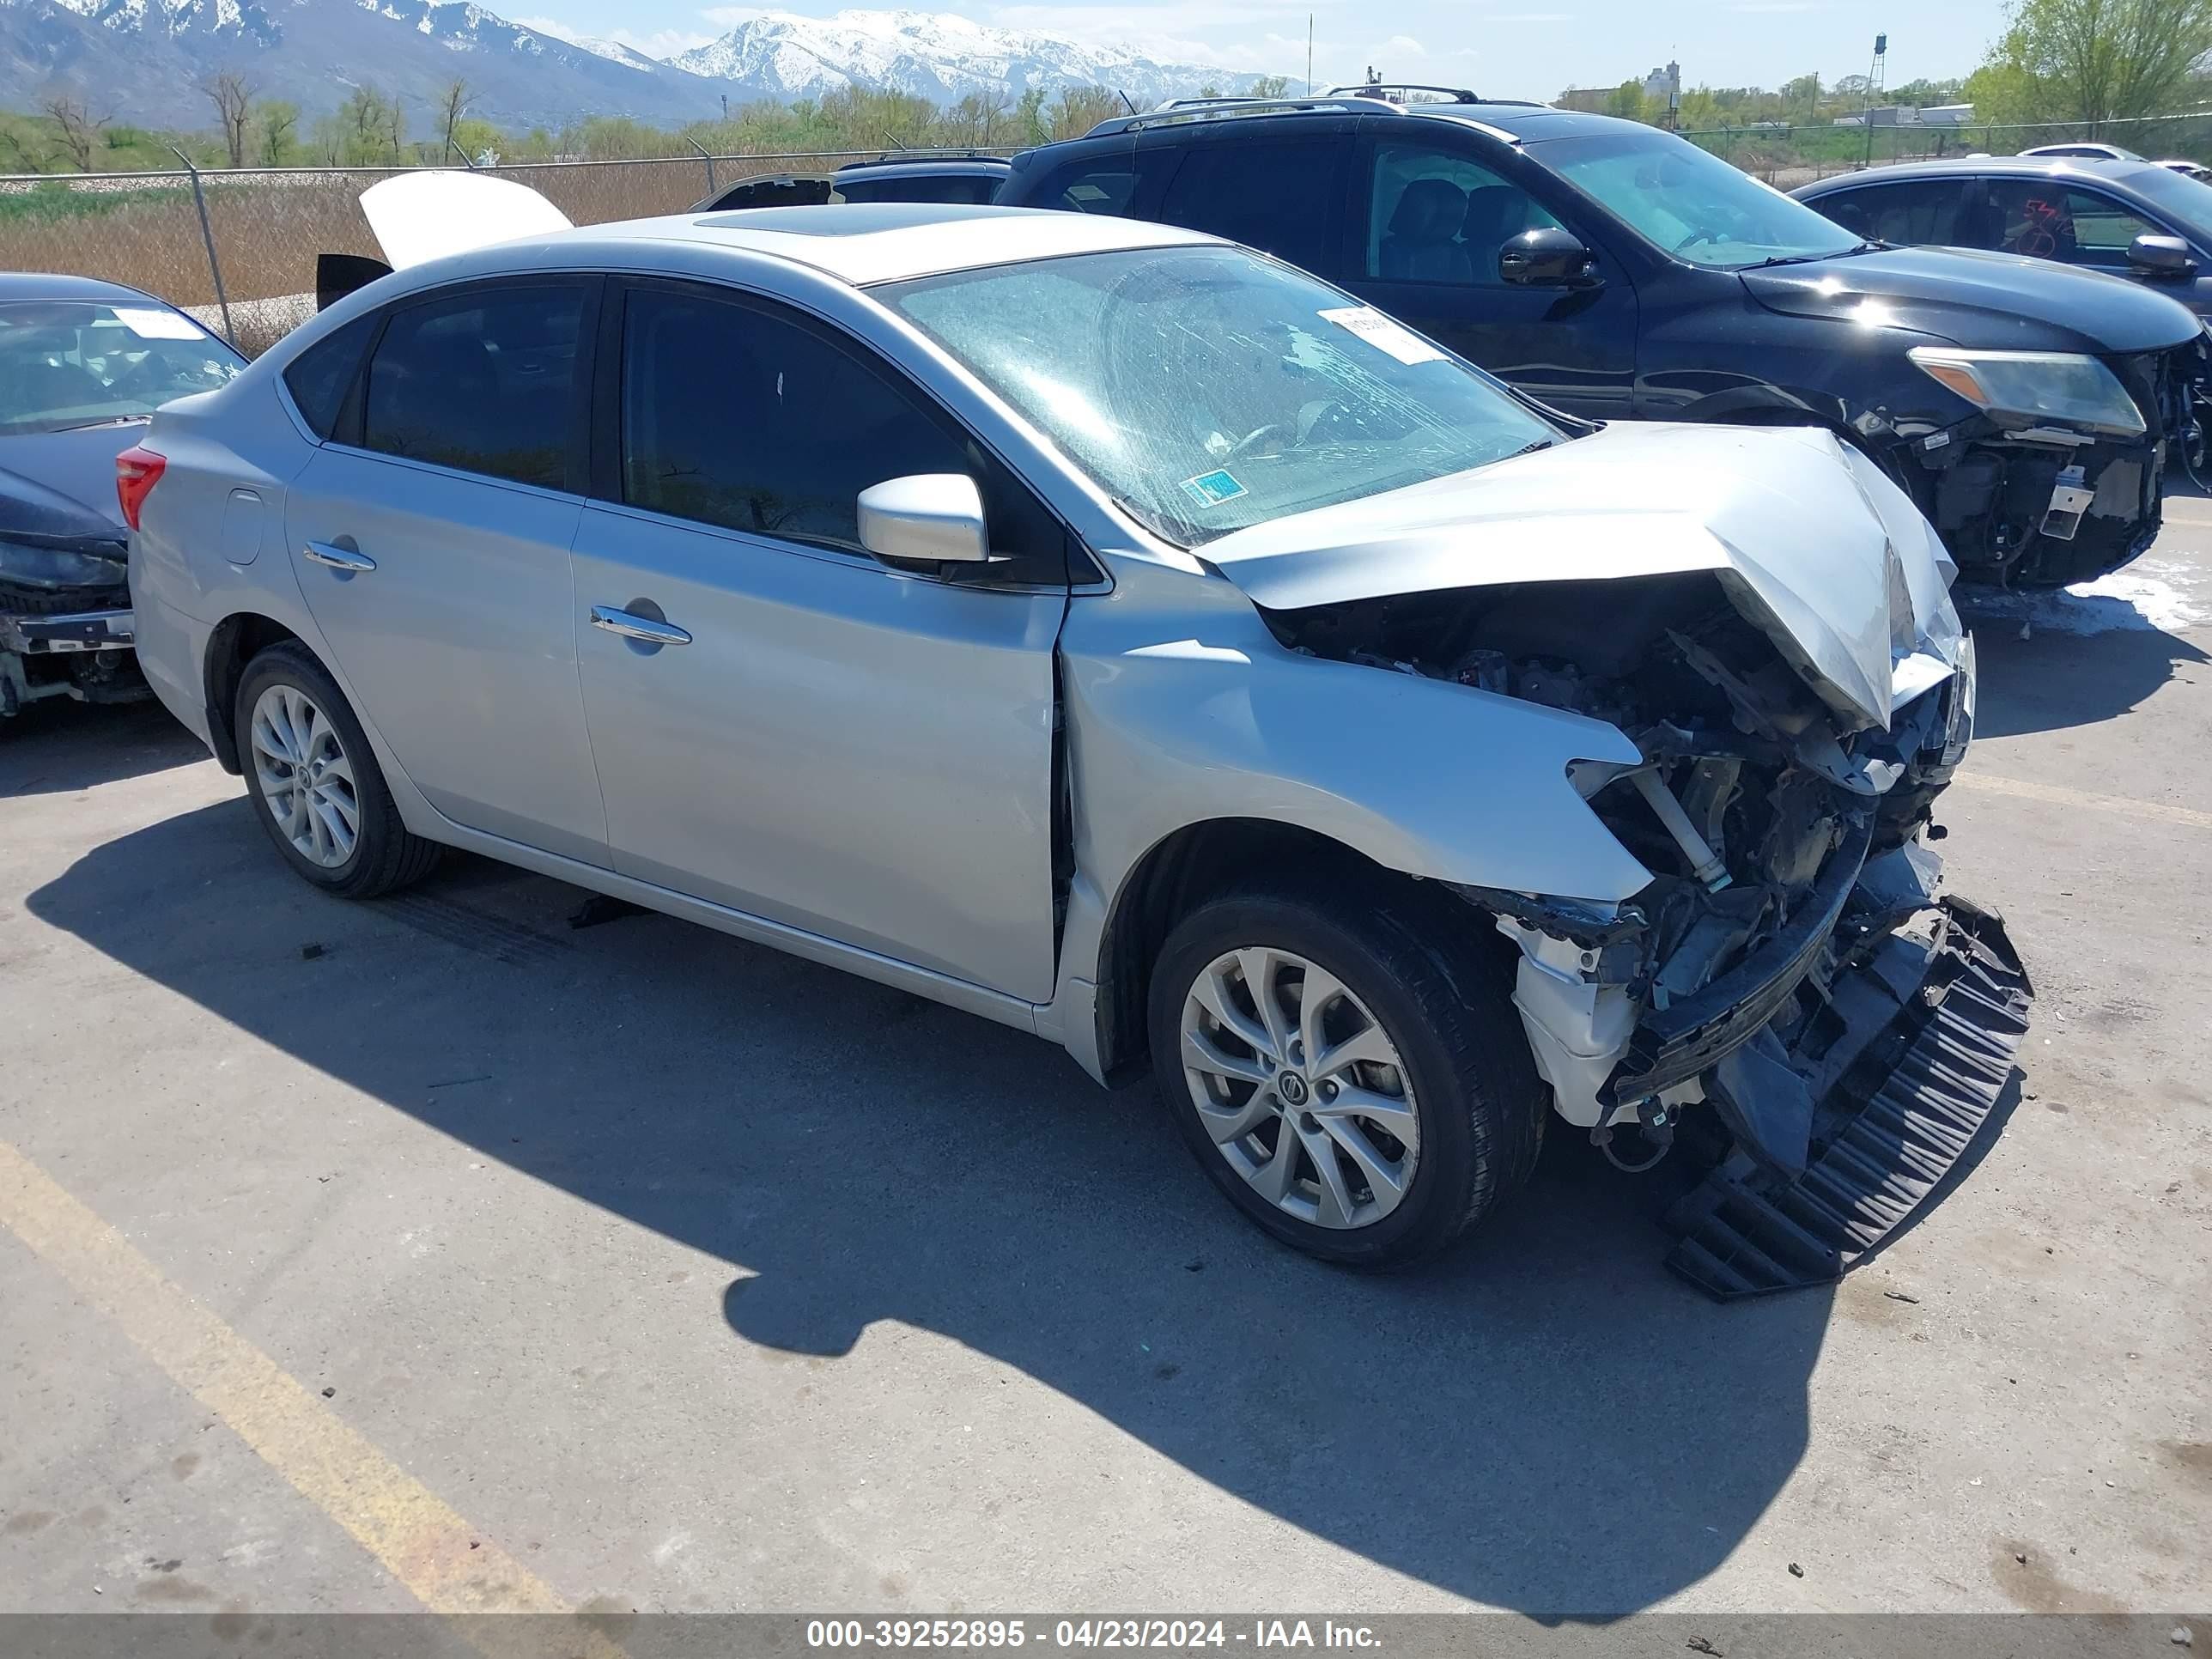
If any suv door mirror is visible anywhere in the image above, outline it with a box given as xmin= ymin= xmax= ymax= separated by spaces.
xmin=1498 ymin=226 xmax=1600 ymax=288
xmin=857 ymin=474 xmax=991 ymax=566
xmin=2128 ymin=233 xmax=2197 ymax=278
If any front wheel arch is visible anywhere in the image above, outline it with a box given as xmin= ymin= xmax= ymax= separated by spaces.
xmin=1091 ymin=817 xmax=1498 ymax=1085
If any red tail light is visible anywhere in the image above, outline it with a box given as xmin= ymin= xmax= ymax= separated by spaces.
xmin=115 ymin=445 xmax=167 ymax=532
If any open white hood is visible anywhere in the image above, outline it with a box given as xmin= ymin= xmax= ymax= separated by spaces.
xmin=358 ymin=171 xmax=574 ymax=271
xmin=1200 ymin=422 xmax=1964 ymax=732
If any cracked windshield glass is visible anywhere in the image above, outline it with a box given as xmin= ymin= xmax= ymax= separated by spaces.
xmin=884 ymin=246 xmax=1558 ymax=545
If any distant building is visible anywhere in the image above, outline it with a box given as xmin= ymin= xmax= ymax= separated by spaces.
xmin=1834 ymin=102 xmax=1977 ymax=129
xmin=1556 ymin=87 xmax=1611 ymax=113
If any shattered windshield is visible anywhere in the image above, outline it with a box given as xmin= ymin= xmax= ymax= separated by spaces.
xmin=1532 ymin=128 xmax=1864 ymax=270
xmin=0 ymin=300 xmax=241 ymax=436
xmin=879 ymin=246 xmax=1559 ymax=546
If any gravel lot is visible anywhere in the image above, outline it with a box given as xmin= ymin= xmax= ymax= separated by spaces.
xmin=2 ymin=502 xmax=2208 ymax=1626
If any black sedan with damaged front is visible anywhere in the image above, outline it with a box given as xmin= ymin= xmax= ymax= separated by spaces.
xmin=1 ymin=273 xmax=242 ymax=721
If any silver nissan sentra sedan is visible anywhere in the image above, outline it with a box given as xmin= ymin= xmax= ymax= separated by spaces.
xmin=125 ymin=193 xmax=2030 ymax=1289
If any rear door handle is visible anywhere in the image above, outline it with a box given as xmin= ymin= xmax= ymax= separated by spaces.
xmin=590 ymin=605 xmax=692 ymax=647
xmin=303 ymin=540 xmax=376 ymax=573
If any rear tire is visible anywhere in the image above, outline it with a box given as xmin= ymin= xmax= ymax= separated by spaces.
xmin=234 ymin=642 xmax=440 ymax=898
xmin=1148 ymin=887 xmax=1545 ymax=1269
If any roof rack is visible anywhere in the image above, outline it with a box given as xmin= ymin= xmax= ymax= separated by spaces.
xmin=1323 ymin=82 xmax=1482 ymax=104
xmin=1083 ymin=92 xmax=1400 ymax=137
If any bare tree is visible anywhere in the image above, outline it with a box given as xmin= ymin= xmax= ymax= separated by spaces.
xmin=40 ymin=94 xmax=106 ymax=172
xmin=1047 ymin=86 xmax=1123 ymax=142
xmin=974 ymin=86 xmax=1010 ymax=145
xmin=204 ymin=68 xmax=254 ymax=167
xmin=437 ymin=78 xmax=475 ymax=159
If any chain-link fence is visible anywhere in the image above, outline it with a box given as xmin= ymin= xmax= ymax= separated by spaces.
xmin=0 ymin=148 xmax=1012 ymax=356
xmin=9 ymin=112 xmax=2212 ymax=356
xmin=1685 ymin=109 xmax=2212 ymax=188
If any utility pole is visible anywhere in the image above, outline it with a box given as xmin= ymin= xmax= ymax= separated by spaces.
xmin=1306 ymin=14 xmax=1313 ymax=97
xmin=1863 ymin=32 xmax=1886 ymax=167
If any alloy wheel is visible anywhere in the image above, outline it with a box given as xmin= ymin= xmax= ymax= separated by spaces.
xmin=1178 ymin=946 xmax=1420 ymax=1230
xmin=250 ymin=683 xmax=360 ymax=869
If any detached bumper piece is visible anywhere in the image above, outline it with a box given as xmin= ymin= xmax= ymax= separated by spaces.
xmin=1662 ymin=891 xmax=2033 ymax=1299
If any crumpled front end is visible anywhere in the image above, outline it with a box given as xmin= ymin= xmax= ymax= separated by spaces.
xmin=0 ymin=535 xmax=143 ymax=719
xmin=1249 ymin=430 xmax=2031 ymax=1293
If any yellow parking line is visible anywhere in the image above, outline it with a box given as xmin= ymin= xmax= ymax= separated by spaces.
xmin=0 ymin=1135 xmax=617 ymax=1648
xmin=1954 ymin=769 xmax=2212 ymax=831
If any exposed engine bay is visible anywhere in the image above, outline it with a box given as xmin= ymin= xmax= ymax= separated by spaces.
xmin=1261 ymin=569 xmax=2031 ymax=1295
xmin=0 ymin=536 xmax=143 ymax=719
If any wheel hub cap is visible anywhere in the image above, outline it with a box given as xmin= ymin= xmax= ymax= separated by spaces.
xmin=1178 ymin=945 xmax=1420 ymax=1231
xmin=249 ymin=684 xmax=361 ymax=870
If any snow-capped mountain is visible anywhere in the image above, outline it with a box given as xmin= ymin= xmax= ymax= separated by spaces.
xmin=0 ymin=0 xmax=1265 ymax=135
xmin=676 ymin=9 xmax=1267 ymax=106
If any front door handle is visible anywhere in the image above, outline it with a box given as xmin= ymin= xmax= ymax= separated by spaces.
xmin=303 ymin=540 xmax=376 ymax=573
xmin=590 ymin=605 xmax=692 ymax=647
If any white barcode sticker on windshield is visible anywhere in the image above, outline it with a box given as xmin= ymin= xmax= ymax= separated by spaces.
xmin=1317 ymin=306 xmax=1444 ymax=366
xmin=112 ymin=307 xmax=207 ymax=342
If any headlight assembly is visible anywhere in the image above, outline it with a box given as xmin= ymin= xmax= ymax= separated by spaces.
xmin=1907 ymin=347 xmax=2146 ymax=436
xmin=0 ymin=536 xmax=130 ymax=591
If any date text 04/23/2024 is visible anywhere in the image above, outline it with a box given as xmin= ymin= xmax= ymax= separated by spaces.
xmin=805 ymin=1620 xmax=1383 ymax=1650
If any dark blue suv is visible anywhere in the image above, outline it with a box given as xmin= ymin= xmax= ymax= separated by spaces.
xmin=998 ymin=90 xmax=2204 ymax=586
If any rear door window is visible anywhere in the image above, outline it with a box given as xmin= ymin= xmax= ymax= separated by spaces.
xmin=1363 ymin=138 xmax=1563 ymax=285
xmin=1157 ymin=138 xmax=1348 ymax=276
xmin=1812 ymin=179 xmax=1963 ymax=246
xmin=360 ymin=283 xmax=587 ymax=491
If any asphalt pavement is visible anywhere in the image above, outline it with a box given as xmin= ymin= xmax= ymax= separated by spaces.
xmin=2 ymin=508 xmax=2208 ymax=1624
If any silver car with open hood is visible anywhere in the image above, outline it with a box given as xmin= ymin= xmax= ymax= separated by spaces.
xmin=127 ymin=190 xmax=2030 ymax=1291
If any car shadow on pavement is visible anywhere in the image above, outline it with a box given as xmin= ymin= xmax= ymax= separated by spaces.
xmin=28 ymin=799 xmax=1840 ymax=1619
xmin=0 ymin=700 xmax=209 ymax=799
xmin=1960 ymin=605 xmax=2208 ymax=739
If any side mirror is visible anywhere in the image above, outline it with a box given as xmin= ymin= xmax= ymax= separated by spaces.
xmin=857 ymin=474 xmax=991 ymax=566
xmin=1498 ymin=226 xmax=1600 ymax=288
xmin=2128 ymin=233 xmax=2197 ymax=279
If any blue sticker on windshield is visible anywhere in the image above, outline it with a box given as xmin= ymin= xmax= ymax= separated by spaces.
xmin=1181 ymin=469 xmax=1247 ymax=508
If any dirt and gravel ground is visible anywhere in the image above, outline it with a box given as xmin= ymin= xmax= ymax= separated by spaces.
xmin=1 ymin=505 xmax=2208 ymax=1627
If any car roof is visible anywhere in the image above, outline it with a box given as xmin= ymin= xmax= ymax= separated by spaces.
xmin=1799 ymin=155 xmax=2169 ymax=192
xmin=487 ymin=202 xmax=1220 ymax=288
xmin=0 ymin=270 xmax=161 ymax=305
xmin=1063 ymin=94 xmax=1634 ymax=151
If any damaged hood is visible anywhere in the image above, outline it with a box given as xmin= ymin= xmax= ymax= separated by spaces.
xmin=0 ymin=431 xmax=136 ymax=539
xmin=1201 ymin=422 xmax=1961 ymax=732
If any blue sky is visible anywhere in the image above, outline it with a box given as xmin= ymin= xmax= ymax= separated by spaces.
xmin=520 ymin=1 xmax=2015 ymax=92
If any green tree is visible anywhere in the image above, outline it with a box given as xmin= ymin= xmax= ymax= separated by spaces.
xmin=1974 ymin=0 xmax=2212 ymax=123
xmin=253 ymin=98 xmax=298 ymax=164
xmin=1014 ymin=86 xmax=1048 ymax=144
xmin=1602 ymin=79 xmax=1648 ymax=122
xmin=1250 ymin=75 xmax=1291 ymax=98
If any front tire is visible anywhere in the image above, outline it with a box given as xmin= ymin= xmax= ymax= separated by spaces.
xmin=1148 ymin=888 xmax=1545 ymax=1269
xmin=234 ymin=642 xmax=440 ymax=898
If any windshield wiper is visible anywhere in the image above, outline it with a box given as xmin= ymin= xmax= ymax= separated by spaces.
xmin=1508 ymin=438 xmax=1559 ymax=458
xmin=1738 ymin=241 xmax=1885 ymax=271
